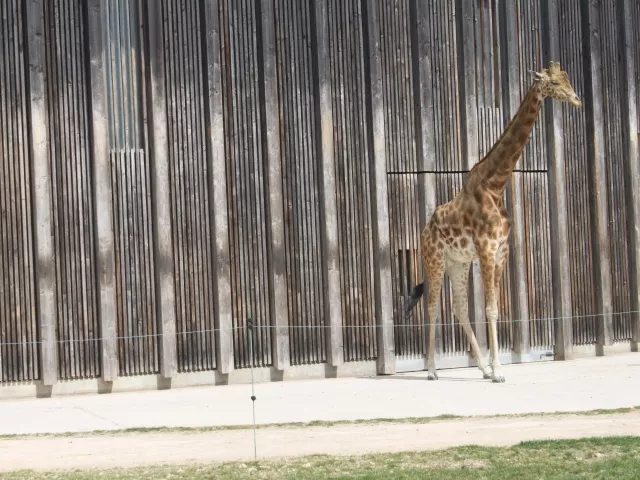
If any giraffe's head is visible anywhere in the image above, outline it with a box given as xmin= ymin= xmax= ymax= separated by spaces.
xmin=531 ymin=61 xmax=582 ymax=107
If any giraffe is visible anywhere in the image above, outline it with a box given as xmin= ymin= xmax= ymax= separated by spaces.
xmin=404 ymin=61 xmax=582 ymax=383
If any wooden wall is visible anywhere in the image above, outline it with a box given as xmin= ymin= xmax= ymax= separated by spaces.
xmin=558 ymin=0 xmax=598 ymax=346
xmin=0 ymin=0 xmax=39 ymax=383
xmin=597 ymin=0 xmax=632 ymax=343
xmin=275 ymin=0 xmax=327 ymax=365
xmin=218 ymin=0 xmax=274 ymax=368
xmin=162 ymin=0 xmax=217 ymax=373
xmin=1 ymin=0 xmax=639 ymax=388
xmin=44 ymin=0 xmax=102 ymax=379
xmin=328 ymin=0 xmax=378 ymax=362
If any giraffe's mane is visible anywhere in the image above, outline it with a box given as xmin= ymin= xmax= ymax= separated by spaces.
xmin=467 ymin=82 xmax=541 ymax=177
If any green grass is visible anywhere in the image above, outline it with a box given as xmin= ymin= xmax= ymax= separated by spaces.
xmin=0 ymin=406 xmax=637 ymax=441
xmin=4 ymin=436 xmax=640 ymax=479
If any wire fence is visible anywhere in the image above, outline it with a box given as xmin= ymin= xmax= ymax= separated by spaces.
xmin=0 ymin=310 xmax=636 ymax=347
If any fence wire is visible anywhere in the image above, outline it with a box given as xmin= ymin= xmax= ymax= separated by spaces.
xmin=0 ymin=310 xmax=636 ymax=347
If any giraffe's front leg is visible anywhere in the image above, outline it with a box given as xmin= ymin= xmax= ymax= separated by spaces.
xmin=490 ymin=242 xmax=510 ymax=382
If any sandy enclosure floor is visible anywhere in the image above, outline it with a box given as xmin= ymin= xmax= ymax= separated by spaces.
xmin=1 ymin=412 xmax=639 ymax=472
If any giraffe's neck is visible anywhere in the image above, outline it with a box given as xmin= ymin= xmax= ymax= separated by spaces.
xmin=466 ymin=83 xmax=545 ymax=196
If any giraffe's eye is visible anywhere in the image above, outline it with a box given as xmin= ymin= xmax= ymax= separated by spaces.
xmin=551 ymin=81 xmax=559 ymax=86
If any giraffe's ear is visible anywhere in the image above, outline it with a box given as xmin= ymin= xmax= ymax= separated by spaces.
xmin=529 ymin=70 xmax=544 ymax=81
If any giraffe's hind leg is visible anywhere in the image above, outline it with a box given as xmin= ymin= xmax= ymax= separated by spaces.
xmin=423 ymin=231 xmax=445 ymax=380
xmin=447 ymin=260 xmax=492 ymax=379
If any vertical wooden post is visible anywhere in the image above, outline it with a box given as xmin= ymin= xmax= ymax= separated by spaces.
xmin=583 ymin=0 xmax=614 ymax=353
xmin=260 ymin=0 xmax=290 ymax=371
xmin=456 ymin=0 xmax=489 ymax=355
xmin=87 ymin=0 xmax=118 ymax=382
xmin=620 ymin=0 xmax=640 ymax=352
xmin=26 ymin=0 xmax=57 ymax=386
xmin=146 ymin=0 xmax=177 ymax=377
xmin=202 ymin=0 xmax=234 ymax=374
xmin=314 ymin=0 xmax=343 ymax=367
xmin=543 ymin=0 xmax=573 ymax=360
xmin=502 ymin=0 xmax=531 ymax=359
xmin=364 ymin=0 xmax=395 ymax=374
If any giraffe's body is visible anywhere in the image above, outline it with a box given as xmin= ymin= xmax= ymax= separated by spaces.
xmin=405 ymin=62 xmax=582 ymax=383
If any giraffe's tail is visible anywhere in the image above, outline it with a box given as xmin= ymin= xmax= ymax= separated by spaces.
xmin=404 ymin=282 xmax=425 ymax=320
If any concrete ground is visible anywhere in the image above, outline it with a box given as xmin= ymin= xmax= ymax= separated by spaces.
xmin=1 ymin=352 xmax=640 ymax=472
xmin=1 ymin=352 xmax=639 ymax=436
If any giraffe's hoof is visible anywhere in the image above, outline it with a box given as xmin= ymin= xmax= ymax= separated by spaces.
xmin=491 ymin=374 xmax=506 ymax=383
xmin=427 ymin=372 xmax=438 ymax=381
xmin=483 ymin=372 xmax=492 ymax=380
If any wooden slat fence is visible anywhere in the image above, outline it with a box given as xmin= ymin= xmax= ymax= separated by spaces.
xmin=275 ymin=0 xmax=327 ymax=365
xmin=377 ymin=0 xmax=424 ymax=358
xmin=424 ymin=0 xmax=464 ymax=173
xmin=219 ymin=0 xmax=273 ymax=368
xmin=0 ymin=0 xmax=39 ymax=383
xmin=598 ymin=0 xmax=632 ymax=342
xmin=44 ymin=0 xmax=101 ymax=379
xmin=509 ymin=0 xmax=549 ymax=172
xmin=328 ymin=0 xmax=377 ymax=362
xmin=162 ymin=0 xmax=217 ymax=373
xmin=520 ymin=172 xmax=554 ymax=349
xmin=635 ymin=0 xmax=640 ymax=150
xmin=410 ymin=0 xmax=471 ymax=362
xmin=558 ymin=0 xmax=598 ymax=346
xmin=504 ymin=1 xmax=555 ymax=352
xmin=1 ymin=0 xmax=640 ymax=390
xmin=111 ymin=150 xmax=159 ymax=375
xmin=105 ymin=0 xmax=160 ymax=376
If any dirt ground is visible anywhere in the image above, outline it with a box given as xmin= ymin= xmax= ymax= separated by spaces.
xmin=2 ymin=411 xmax=639 ymax=472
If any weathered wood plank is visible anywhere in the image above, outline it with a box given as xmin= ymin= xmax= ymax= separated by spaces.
xmin=159 ymin=0 xmax=216 ymax=374
xmin=273 ymin=0 xmax=326 ymax=366
xmin=194 ymin=0 xmax=216 ymax=372
xmin=26 ymin=0 xmax=57 ymax=386
xmin=314 ymin=0 xmax=343 ymax=367
xmin=76 ymin=0 xmax=99 ymax=377
xmin=87 ymin=0 xmax=117 ymax=381
xmin=325 ymin=0 xmax=377 ymax=363
xmin=377 ymin=1 xmax=424 ymax=360
xmin=584 ymin=0 xmax=614 ymax=352
xmin=203 ymin=0 xmax=233 ymax=374
xmin=146 ymin=0 xmax=177 ymax=377
xmin=413 ymin=0 xmax=441 ymax=362
xmin=620 ymin=0 xmax=640 ymax=352
xmin=543 ymin=0 xmax=573 ymax=359
xmin=557 ymin=0 xmax=597 ymax=347
xmin=341 ymin=0 xmax=359 ymax=362
xmin=364 ymin=0 xmax=394 ymax=374
xmin=260 ymin=0 xmax=289 ymax=371
xmin=503 ymin=0 xmax=532 ymax=358
xmin=0 ymin=0 xmax=38 ymax=382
